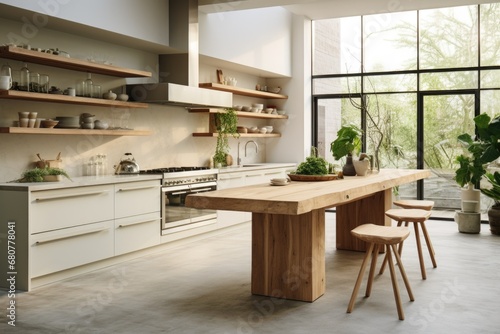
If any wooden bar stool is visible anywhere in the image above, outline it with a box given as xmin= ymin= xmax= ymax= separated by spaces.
xmin=347 ymin=224 xmax=414 ymax=320
xmin=380 ymin=208 xmax=436 ymax=279
xmin=393 ymin=199 xmax=434 ymax=211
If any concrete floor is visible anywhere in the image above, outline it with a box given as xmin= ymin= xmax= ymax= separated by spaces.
xmin=1 ymin=212 xmax=500 ymax=334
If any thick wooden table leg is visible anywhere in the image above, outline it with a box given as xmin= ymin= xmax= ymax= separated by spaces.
xmin=335 ymin=188 xmax=392 ymax=251
xmin=251 ymin=209 xmax=326 ymax=302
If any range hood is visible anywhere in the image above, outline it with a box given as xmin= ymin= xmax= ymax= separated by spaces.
xmin=126 ymin=0 xmax=232 ymax=108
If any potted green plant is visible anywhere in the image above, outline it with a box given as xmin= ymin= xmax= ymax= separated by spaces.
xmin=454 ymin=114 xmax=500 ymax=210
xmin=330 ymin=124 xmax=363 ymax=176
xmin=213 ymin=108 xmax=239 ymax=167
xmin=480 ymin=172 xmax=500 ymax=235
xmin=19 ymin=167 xmax=71 ymax=182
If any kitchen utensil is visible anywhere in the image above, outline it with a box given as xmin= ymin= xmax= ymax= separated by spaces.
xmin=114 ymin=153 xmax=140 ymax=174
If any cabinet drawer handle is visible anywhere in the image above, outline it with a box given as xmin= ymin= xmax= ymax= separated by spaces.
xmin=245 ymin=174 xmax=260 ymax=177
xmin=118 ymin=219 xmax=158 ymax=228
xmin=35 ymin=190 xmax=110 ymax=202
xmin=219 ymin=176 xmax=243 ymax=181
xmin=34 ymin=227 xmax=110 ymax=245
xmin=117 ymin=185 xmax=159 ymax=192
xmin=265 ymin=172 xmax=282 ymax=175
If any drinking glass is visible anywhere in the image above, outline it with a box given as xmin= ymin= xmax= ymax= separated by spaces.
xmin=92 ymin=84 xmax=101 ymax=98
xmin=29 ymin=72 xmax=40 ymax=92
xmin=39 ymin=74 xmax=49 ymax=93
xmin=83 ymin=73 xmax=93 ymax=97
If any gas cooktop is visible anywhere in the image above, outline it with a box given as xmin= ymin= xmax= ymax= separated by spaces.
xmin=140 ymin=166 xmax=211 ymax=174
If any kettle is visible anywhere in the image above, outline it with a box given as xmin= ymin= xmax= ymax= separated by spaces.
xmin=114 ymin=153 xmax=140 ymax=175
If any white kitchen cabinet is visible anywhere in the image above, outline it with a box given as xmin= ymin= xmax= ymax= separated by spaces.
xmin=114 ymin=180 xmax=160 ymax=219
xmin=0 ymin=176 xmax=161 ymax=291
xmin=114 ymin=212 xmax=160 ymax=256
xmin=217 ymin=172 xmax=249 ymax=228
xmin=30 ymin=185 xmax=114 ymax=233
xmin=30 ymin=220 xmax=114 ymax=277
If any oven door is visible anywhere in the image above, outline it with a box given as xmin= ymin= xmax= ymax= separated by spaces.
xmin=161 ymin=181 xmax=217 ymax=234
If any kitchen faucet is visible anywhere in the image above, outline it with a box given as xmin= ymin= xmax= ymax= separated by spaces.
xmin=237 ymin=140 xmax=259 ymax=165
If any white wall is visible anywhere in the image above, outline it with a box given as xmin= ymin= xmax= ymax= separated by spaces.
xmin=199 ymin=7 xmax=292 ymax=77
xmin=0 ymin=0 xmax=170 ymax=46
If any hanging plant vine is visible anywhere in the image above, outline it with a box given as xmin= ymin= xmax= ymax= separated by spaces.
xmin=213 ymin=108 xmax=239 ymax=166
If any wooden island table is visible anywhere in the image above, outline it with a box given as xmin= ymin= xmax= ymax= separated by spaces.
xmin=186 ymin=169 xmax=430 ymax=302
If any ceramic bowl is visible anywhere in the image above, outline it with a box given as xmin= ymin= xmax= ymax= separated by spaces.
xmin=81 ymin=122 xmax=94 ymax=129
xmin=264 ymin=108 xmax=273 ymax=113
xmin=277 ymin=110 xmax=286 ymax=115
xmin=241 ymin=106 xmax=252 ymax=112
xmin=41 ymin=119 xmax=59 ymax=128
xmin=267 ymin=87 xmax=281 ymax=94
xmin=259 ymin=127 xmax=268 ymax=134
xmin=117 ymin=93 xmax=129 ymax=101
xmin=252 ymin=103 xmax=264 ymax=109
xmin=250 ymin=107 xmax=260 ymax=113
xmin=233 ymin=105 xmax=242 ymax=111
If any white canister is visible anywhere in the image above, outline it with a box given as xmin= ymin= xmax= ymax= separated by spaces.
xmin=0 ymin=75 xmax=12 ymax=90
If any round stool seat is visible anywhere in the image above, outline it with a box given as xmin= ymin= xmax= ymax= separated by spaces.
xmin=393 ymin=199 xmax=434 ymax=211
xmin=386 ymin=208 xmax=431 ymax=222
xmin=351 ymin=224 xmax=410 ymax=245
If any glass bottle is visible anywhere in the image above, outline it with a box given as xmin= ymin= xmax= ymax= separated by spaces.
xmin=83 ymin=73 xmax=93 ymax=97
xmin=20 ymin=62 xmax=29 ymax=91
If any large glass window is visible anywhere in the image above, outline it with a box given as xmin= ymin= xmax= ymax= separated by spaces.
xmin=419 ymin=6 xmax=478 ymax=69
xmin=312 ymin=3 xmax=500 ymax=213
xmin=363 ymin=11 xmax=417 ymax=72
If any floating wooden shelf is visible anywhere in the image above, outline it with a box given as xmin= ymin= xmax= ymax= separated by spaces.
xmin=192 ymin=132 xmax=281 ymax=138
xmin=0 ymin=45 xmax=152 ymax=78
xmin=199 ymin=83 xmax=288 ymax=99
xmin=0 ymin=127 xmax=152 ymax=136
xmin=0 ymin=90 xmax=148 ymax=108
xmin=188 ymin=108 xmax=288 ymax=119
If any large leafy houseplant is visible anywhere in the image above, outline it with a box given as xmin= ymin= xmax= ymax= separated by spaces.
xmin=330 ymin=124 xmax=363 ymax=160
xmin=213 ymin=108 xmax=239 ymax=167
xmin=481 ymin=171 xmax=500 ymax=235
xmin=454 ymin=114 xmax=500 ymax=189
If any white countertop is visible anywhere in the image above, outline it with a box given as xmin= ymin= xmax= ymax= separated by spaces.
xmin=217 ymin=162 xmax=296 ymax=174
xmin=0 ymin=174 xmax=161 ymax=191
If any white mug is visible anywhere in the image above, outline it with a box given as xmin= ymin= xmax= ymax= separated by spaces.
xmin=0 ymin=75 xmax=12 ymax=90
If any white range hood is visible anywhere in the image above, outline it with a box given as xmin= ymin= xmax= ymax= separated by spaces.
xmin=127 ymin=0 xmax=232 ymax=108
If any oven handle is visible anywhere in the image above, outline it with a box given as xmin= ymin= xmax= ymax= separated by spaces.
xmin=189 ymin=181 xmax=217 ymax=190
xmin=171 ymin=190 xmax=189 ymax=196
xmin=190 ymin=187 xmax=214 ymax=193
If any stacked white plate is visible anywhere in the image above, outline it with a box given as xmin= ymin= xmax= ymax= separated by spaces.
xmin=270 ymin=177 xmax=290 ymax=186
xmin=55 ymin=116 xmax=80 ymax=128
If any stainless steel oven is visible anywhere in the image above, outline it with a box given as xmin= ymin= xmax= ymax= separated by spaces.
xmin=141 ymin=167 xmax=218 ymax=235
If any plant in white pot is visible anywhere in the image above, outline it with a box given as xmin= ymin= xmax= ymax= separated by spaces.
xmin=454 ymin=113 xmax=500 ymax=233
xmin=330 ymin=124 xmax=363 ymax=176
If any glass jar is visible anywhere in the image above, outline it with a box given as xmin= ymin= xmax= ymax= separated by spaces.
xmin=83 ymin=73 xmax=93 ymax=97
xmin=19 ymin=63 xmax=29 ymax=91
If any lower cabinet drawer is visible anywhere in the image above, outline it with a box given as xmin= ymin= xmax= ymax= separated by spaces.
xmin=115 ymin=180 xmax=160 ymax=219
xmin=30 ymin=185 xmax=114 ymax=233
xmin=30 ymin=220 xmax=114 ymax=277
xmin=114 ymin=212 xmax=160 ymax=255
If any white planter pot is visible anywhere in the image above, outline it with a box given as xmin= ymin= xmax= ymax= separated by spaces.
xmin=454 ymin=210 xmax=481 ymax=234
xmin=353 ymin=159 xmax=370 ymax=176
xmin=461 ymin=184 xmax=480 ymax=212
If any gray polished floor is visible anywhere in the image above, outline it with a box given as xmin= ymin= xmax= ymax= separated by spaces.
xmin=1 ymin=212 xmax=500 ymax=333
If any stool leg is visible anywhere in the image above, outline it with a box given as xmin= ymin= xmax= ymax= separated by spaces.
xmin=420 ymin=221 xmax=437 ymax=268
xmin=347 ymin=243 xmax=375 ymax=314
xmin=413 ymin=223 xmax=427 ymax=280
xmin=386 ymin=245 xmax=405 ymax=320
xmin=365 ymin=243 xmax=381 ymax=297
xmin=391 ymin=244 xmax=414 ymax=302
xmin=379 ymin=220 xmax=404 ymax=275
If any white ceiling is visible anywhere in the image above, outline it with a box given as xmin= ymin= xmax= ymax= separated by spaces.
xmin=199 ymin=0 xmax=497 ymax=20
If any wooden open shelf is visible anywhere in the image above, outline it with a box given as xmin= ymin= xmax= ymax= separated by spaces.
xmin=199 ymin=83 xmax=288 ymax=99
xmin=0 ymin=45 xmax=152 ymax=78
xmin=0 ymin=127 xmax=152 ymax=136
xmin=0 ymin=90 xmax=148 ymax=108
xmin=188 ymin=108 xmax=288 ymax=119
xmin=192 ymin=132 xmax=281 ymax=138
